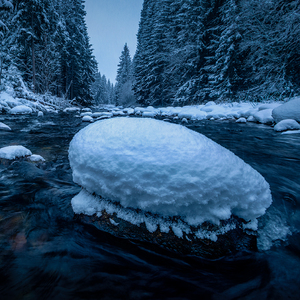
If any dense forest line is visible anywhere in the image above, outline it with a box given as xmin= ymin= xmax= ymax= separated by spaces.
xmin=132 ymin=0 xmax=300 ymax=106
xmin=0 ymin=0 xmax=97 ymax=105
xmin=1 ymin=0 xmax=300 ymax=107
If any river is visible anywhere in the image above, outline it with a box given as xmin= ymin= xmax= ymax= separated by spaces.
xmin=0 ymin=112 xmax=299 ymax=299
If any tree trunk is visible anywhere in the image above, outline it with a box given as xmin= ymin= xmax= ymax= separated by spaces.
xmin=32 ymin=40 xmax=36 ymax=93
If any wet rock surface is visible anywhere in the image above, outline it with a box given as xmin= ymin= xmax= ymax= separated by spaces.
xmin=77 ymin=211 xmax=257 ymax=258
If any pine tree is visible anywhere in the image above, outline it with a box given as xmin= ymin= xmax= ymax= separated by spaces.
xmin=115 ymin=43 xmax=135 ymax=105
xmin=172 ymin=0 xmax=208 ymax=105
xmin=0 ymin=0 xmax=14 ymax=86
xmin=203 ymin=0 xmax=242 ymax=101
xmin=238 ymin=0 xmax=300 ymax=99
xmin=58 ymin=0 xmax=97 ymax=104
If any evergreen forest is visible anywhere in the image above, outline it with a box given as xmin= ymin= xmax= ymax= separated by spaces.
xmin=133 ymin=0 xmax=300 ymax=106
xmin=0 ymin=0 xmax=97 ymax=105
xmin=1 ymin=0 xmax=300 ymax=107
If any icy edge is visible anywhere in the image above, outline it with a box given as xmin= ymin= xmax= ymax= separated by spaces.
xmin=70 ymin=189 xmax=259 ymax=242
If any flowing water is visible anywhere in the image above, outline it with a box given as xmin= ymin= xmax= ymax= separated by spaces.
xmin=0 ymin=112 xmax=299 ymax=300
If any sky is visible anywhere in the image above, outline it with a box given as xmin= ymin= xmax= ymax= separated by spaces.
xmin=85 ymin=0 xmax=143 ymax=84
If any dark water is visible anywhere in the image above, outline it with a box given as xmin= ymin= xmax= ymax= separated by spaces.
xmin=0 ymin=113 xmax=299 ymax=300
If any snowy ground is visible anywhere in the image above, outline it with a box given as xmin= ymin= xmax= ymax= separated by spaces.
xmin=2 ymin=89 xmax=300 ymax=133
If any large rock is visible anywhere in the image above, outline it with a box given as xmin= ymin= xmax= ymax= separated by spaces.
xmin=69 ymin=118 xmax=272 ymax=229
xmin=272 ymin=98 xmax=300 ymax=123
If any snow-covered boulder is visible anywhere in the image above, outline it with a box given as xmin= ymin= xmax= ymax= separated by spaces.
xmin=112 ymin=110 xmax=126 ymax=116
xmin=28 ymin=154 xmax=45 ymax=162
xmin=69 ymin=118 xmax=272 ymax=229
xmin=0 ymin=122 xmax=11 ymax=131
xmin=0 ymin=145 xmax=32 ymax=160
xmin=142 ymin=111 xmax=157 ymax=118
xmin=123 ymin=108 xmax=135 ymax=115
xmin=258 ymin=103 xmax=282 ymax=111
xmin=178 ymin=107 xmax=206 ymax=120
xmin=80 ymin=112 xmax=93 ymax=117
xmin=63 ymin=107 xmax=81 ymax=113
xmin=272 ymin=98 xmax=300 ymax=123
xmin=82 ymin=115 xmax=94 ymax=122
xmin=81 ymin=108 xmax=92 ymax=112
xmin=274 ymin=119 xmax=300 ymax=132
xmin=37 ymin=111 xmax=44 ymax=117
xmin=9 ymin=105 xmax=33 ymax=115
xmin=236 ymin=117 xmax=247 ymax=123
xmin=253 ymin=109 xmax=274 ymax=124
xmin=247 ymin=116 xmax=256 ymax=122
xmin=92 ymin=112 xmax=113 ymax=118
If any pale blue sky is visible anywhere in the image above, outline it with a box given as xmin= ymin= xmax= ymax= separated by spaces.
xmin=85 ymin=0 xmax=143 ymax=84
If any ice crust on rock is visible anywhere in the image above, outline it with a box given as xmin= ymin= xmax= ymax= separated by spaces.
xmin=69 ymin=118 xmax=272 ymax=229
xmin=0 ymin=145 xmax=32 ymax=160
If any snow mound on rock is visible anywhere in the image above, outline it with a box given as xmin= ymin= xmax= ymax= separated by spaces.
xmin=0 ymin=145 xmax=32 ymax=160
xmin=9 ymin=105 xmax=33 ymax=115
xmin=274 ymin=119 xmax=300 ymax=132
xmin=272 ymin=97 xmax=300 ymax=123
xmin=69 ymin=118 xmax=272 ymax=227
xmin=28 ymin=154 xmax=45 ymax=162
xmin=253 ymin=109 xmax=274 ymax=124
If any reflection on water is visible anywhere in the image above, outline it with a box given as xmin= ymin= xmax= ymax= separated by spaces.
xmin=0 ymin=113 xmax=299 ymax=299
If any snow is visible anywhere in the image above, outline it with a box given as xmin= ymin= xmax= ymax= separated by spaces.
xmin=28 ymin=154 xmax=45 ymax=162
xmin=69 ymin=117 xmax=272 ymax=232
xmin=274 ymin=119 xmax=300 ymax=132
xmin=92 ymin=112 xmax=113 ymax=118
xmin=63 ymin=107 xmax=81 ymax=113
xmin=80 ymin=112 xmax=92 ymax=117
xmin=253 ymin=109 xmax=274 ymax=124
xmin=0 ymin=92 xmax=54 ymax=113
xmin=82 ymin=115 xmax=94 ymax=122
xmin=93 ymin=101 xmax=289 ymax=127
xmin=0 ymin=122 xmax=11 ymax=130
xmin=0 ymin=145 xmax=32 ymax=160
xmin=38 ymin=111 xmax=44 ymax=117
xmin=9 ymin=105 xmax=33 ymax=115
xmin=258 ymin=103 xmax=282 ymax=111
xmin=81 ymin=108 xmax=92 ymax=112
xmin=236 ymin=117 xmax=247 ymax=123
xmin=272 ymin=97 xmax=300 ymax=123
xmin=247 ymin=116 xmax=256 ymax=122
xmin=282 ymin=130 xmax=300 ymax=135
xmin=142 ymin=111 xmax=157 ymax=118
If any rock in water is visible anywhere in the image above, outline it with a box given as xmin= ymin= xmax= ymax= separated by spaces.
xmin=0 ymin=145 xmax=32 ymax=160
xmin=69 ymin=118 xmax=272 ymax=230
xmin=272 ymin=97 xmax=300 ymax=123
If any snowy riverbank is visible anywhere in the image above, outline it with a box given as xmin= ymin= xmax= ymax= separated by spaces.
xmin=1 ymin=90 xmax=300 ymax=134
